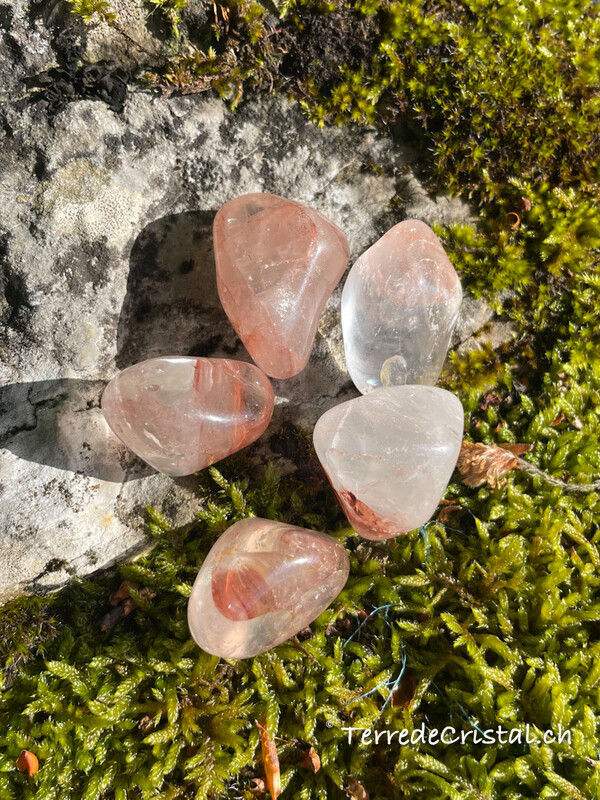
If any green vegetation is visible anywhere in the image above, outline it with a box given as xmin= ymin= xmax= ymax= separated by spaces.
xmin=3 ymin=453 xmax=600 ymax=799
xmin=3 ymin=0 xmax=600 ymax=797
xmin=66 ymin=0 xmax=118 ymax=23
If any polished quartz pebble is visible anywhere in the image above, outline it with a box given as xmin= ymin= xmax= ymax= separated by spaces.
xmin=187 ymin=517 xmax=350 ymax=658
xmin=342 ymin=219 xmax=462 ymax=394
xmin=214 ymin=193 xmax=350 ymax=379
xmin=101 ymin=356 xmax=273 ymax=477
xmin=313 ymin=385 xmax=464 ymax=540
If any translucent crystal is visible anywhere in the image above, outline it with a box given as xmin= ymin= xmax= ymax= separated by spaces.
xmin=187 ymin=518 xmax=350 ymax=658
xmin=214 ymin=193 xmax=350 ymax=379
xmin=101 ymin=356 xmax=273 ymax=477
xmin=313 ymin=385 xmax=464 ymax=540
xmin=342 ymin=220 xmax=462 ymax=394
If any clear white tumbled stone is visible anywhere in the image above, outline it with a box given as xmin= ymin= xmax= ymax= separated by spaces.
xmin=341 ymin=220 xmax=462 ymax=394
xmin=313 ymin=385 xmax=464 ymax=540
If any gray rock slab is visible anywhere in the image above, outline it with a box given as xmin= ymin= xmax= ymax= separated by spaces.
xmin=1 ymin=84 xmax=483 ymax=601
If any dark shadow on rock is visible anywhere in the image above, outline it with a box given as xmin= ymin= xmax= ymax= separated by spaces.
xmin=117 ymin=210 xmax=246 ymax=369
xmin=0 ymin=379 xmax=152 ymax=482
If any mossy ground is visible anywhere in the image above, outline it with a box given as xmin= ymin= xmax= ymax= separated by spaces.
xmin=2 ymin=0 xmax=600 ymax=798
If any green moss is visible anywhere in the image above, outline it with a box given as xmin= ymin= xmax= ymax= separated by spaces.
xmin=2 ymin=458 xmax=600 ymax=799
xmin=287 ymin=0 xmax=600 ymax=193
xmin=65 ymin=0 xmax=118 ymax=23
xmin=0 ymin=597 xmax=60 ymax=690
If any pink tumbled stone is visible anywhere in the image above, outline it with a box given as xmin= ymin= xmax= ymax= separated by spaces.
xmin=214 ymin=193 xmax=350 ymax=379
xmin=101 ymin=356 xmax=274 ymax=477
xmin=187 ymin=517 xmax=350 ymax=658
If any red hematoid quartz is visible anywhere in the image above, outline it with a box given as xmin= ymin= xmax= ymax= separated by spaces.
xmin=214 ymin=193 xmax=350 ymax=380
xmin=101 ymin=356 xmax=274 ymax=477
xmin=187 ymin=517 xmax=350 ymax=658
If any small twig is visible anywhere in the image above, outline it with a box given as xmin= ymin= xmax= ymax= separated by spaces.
xmin=290 ymin=636 xmax=319 ymax=665
xmin=516 ymin=458 xmax=600 ymax=493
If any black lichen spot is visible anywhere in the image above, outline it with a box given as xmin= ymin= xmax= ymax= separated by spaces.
xmin=179 ymin=259 xmax=195 ymax=274
xmin=30 ymin=27 xmax=131 ymax=116
xmin=43 ymin=558 xmax=70 ymax=574
xmin=55 ymin=238 xmax=113 ymax=293
xmin=184 ymin=155 xmax=222 ymax=195
xmin=278 ymin=6 xmax=381 ymax=94
xmin=0 ymin=4 xmax=14 ymax=30
xmin=122 ymin=130 xmax=143 ymax=151
xmin=104 ymin=133 xmax=122 ymax=151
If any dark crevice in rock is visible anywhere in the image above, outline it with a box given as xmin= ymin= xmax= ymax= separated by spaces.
xmin=0 ymin=241 xmax=35 ymax=338
xmin=3 ymin=270 xmax=32 ymax=330
xmin=0 ymin=4 xmax=14 ymax=30
xmin=32 ymin=148 xmax=47 ymax=181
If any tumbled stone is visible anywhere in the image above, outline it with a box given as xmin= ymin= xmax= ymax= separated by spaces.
xmin=214 ymin=193 xmax=350 ymax=379
xmin=187 ymin=517 xmax=350 ymax=658
xmin=101 ymin=357 xmax=273 ymax=477
xmin=313 ymin=385 xmax=464 ymax=540
xmin=341 ymin=220 xmax=462 ymax=394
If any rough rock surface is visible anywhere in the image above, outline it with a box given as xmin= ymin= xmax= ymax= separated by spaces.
xmin=0 ymin=6 xmax=494 ymax=600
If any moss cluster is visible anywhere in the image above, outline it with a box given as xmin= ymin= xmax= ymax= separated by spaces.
xmin=2 ymin=455 xmax=600 ymax=799
xmin=3 ymin=0 xmax=600 ymax=797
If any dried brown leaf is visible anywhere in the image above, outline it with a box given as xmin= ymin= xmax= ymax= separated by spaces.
xmin=498 ymin=443 xmax=534 ymax=456
xmin=456 ymin=441 xmax=531 ymax=487
xmin=17 ymin=750 xmax=39 ymax=776
xmin=346 ymin=777 xmax=369 ymax=800
xmin=298 ymin=746 xmax=321 ymax=772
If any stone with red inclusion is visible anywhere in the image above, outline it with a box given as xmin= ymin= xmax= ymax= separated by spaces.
xmin=101 ymin=356 xmax=273 ymax=477
xmin=313 ymin=385 xmax=464 ymax=541
xmin=187 ymin=518 xmax=350 ymax=658
xmin=214 ymin=193 xmax=350 ymax=379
